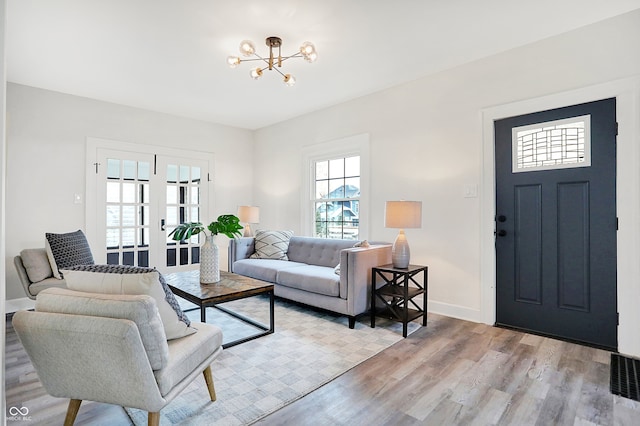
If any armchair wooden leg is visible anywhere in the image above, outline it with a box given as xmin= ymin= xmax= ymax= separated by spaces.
xmin=64 ymin=399 xmax=82 ymax=426
xmin=203 ymin=365 xmax=217 ymax=401
xmin=148 ymin=411 xmax=160 ymax=426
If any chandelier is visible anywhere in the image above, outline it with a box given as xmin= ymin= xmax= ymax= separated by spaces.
xmin=226 ymin=36 xmax=317 ymax=87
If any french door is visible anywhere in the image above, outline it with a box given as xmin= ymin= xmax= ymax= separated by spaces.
xmin=93 ymin=146 xmax=210 ymax=273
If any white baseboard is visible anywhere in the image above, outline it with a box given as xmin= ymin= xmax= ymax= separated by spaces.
xmin=428 ymin=300 xmax=483 ymax=324
xmin=5 ymin=297 xmax=35 ymax=313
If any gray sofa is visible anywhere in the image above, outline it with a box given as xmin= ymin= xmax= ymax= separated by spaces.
xmin=228 ymin=236 xmax=392 ymax=328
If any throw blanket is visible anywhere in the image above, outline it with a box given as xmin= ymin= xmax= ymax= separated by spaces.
xmin=63 ymin=264 xmax=190 ymax=326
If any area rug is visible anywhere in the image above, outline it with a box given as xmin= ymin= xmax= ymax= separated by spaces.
xmin=611 ymin=353 xmax=640 ymax=401
xmin=126 ymin=295 xmax=420 ymax=425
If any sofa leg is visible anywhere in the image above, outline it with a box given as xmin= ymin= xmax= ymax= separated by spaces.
xmin=148 ymin=411 xmax=160 ymax=426
xmin=64 ymin=399 xmax=82 ymax=426
xmin=348 ymin=316 xmax=356 ymax=329
xmin=203 ymin=365 xmax=217 ymax=401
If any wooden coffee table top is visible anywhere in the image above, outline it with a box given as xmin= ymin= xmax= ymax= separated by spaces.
xmin=164 ymin=270 xmax=274 ymax=305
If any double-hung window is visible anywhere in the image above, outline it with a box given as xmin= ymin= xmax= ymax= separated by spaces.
xmin=313 ymin=155 xmax=361 ymax=239
xmin=302 ymin=134 xmax=369 ymax=240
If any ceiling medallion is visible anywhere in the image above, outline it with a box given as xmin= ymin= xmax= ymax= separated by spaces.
xmin=227 ymin=36 xmax=317 ymax=86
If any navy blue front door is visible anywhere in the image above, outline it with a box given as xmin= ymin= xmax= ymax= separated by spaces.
xmin=495 ymin=98 xmax=617 ymax=350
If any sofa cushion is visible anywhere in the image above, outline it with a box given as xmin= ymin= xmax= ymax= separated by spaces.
xmin=20 ymin=248 xmax=54 ymax=283
xmin=28 ymin=277 xmax=67 ymax=296
xmin=233 ymin=258 xmax=307 ymax=283
xmin=287 ymin=236 xmax=355 ymax=268
xmin=276 ymin=265 xmax=341 ymax=297
xmin=35 ymin=288 xmax=170 ymax=370
xmin=45 ymin=230 xmax=95 ymax=279
xmin=250 ymin=230 xmax=294 ymax=260
xmin=62 ymin=269 xmax=197 ymax=340
xmin=156 ymin=322 xmax=223 ymax=396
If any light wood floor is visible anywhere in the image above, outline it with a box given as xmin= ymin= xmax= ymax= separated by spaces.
xmin=6 ymin=313 xmax=640 ymax=425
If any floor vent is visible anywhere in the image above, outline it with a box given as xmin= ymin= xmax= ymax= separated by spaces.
xmin=611 ymin=353 xmax=640 ymax=401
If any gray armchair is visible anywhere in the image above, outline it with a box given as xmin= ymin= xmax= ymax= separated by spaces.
xmin=12 ymin=288 xmax=223 ymax=426
xmin=14 ymin=249 xmax=67 ymax=299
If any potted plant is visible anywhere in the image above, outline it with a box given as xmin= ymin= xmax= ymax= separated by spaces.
xmin=169 ymin=214 xmax=244 ymax=283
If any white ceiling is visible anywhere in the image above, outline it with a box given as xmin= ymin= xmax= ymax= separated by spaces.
xmin=7 ymin=0 xmax=640 ymax=130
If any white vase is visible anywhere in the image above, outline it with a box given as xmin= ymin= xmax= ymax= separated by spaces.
xmin=200 ymin=234 xmax=220 ymax=283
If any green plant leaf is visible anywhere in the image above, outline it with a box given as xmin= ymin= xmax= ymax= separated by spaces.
xmin=207 ymin=214 xmax=243 ymax=238
xmin=169 ymin=222 xmax=204 ymax=241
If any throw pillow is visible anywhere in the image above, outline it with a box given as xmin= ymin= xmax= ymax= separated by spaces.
xmin=250 ymin=230 xmax=294 ymax=260
xmin=20 ymin=248 xmax=54 ymax=282
xmin=45 ymin=230 xmax=94 ymax=279
xmin=62 ymin=267 xmax=197 ymax=340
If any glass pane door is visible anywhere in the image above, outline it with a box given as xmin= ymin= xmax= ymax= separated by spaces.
xmin=97 ymin=150 xmax=155 ymax=267
xmin=159 ymin=156 xmax=210 ymax=272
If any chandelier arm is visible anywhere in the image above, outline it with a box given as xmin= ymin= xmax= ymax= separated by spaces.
xmin=271 ymin=66 xmax=287 ymax=78
xmin=238 ymin=57 xmax=267 ymax=63
xmin=254 ymin=53 xmax=271 ymax=67
xmin=237 ymin=53 xmax=303 ymax=65
xmin=280 ymin=52 xmax=304 ymax=60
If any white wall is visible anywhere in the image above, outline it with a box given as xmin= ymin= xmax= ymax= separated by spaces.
xmin=1 ymin=0 xmax=7 ymax=420
xmin=4 ymin=84 xmax=254 ymax=301
xmin=254 ymin=11 xmax=640 ymax=353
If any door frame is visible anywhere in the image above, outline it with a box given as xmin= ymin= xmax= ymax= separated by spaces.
xmin=85 ymin=137 xmax=216 ymax=270
xmin=480 ymin=76 xmax=640 ymax=356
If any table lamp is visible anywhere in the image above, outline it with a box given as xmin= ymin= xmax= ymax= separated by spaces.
xmin=384 ymin=201 xmax=422 ymax=269
xmin=237 ymin=206 xmax=260 ymax=237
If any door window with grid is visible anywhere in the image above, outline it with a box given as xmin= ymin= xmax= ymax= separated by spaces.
xmin=313 ymin=155 xmax=360 ymax=239
xmin=163 ymin=162 xmax=203 ymax=268
xmin=105 ymin=157 xmax=152 ymax=266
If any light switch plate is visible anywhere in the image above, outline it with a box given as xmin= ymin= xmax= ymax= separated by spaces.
xmin=463 ymin=184 xmax=478 ymax=198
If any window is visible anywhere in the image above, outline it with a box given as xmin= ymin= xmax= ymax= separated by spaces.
xmin=301 ymin=133 xmax=369 ymax=239
xmin=512 ymin=115 xmax=591 ymax=173
xmin=313 ymin=155 xmax=360 ymax=239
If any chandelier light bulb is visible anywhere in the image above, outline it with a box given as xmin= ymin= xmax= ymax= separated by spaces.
xmin=227 ymin=56 xmax=240 ymax=68
xmin=299 ymin=41 xmax=317 ymax=62
xmin=300 ymin=41 xmax=315 ymax=55
xmin=239 ymin=39 xmax=256 ymax=57
xmin=249 ymin=67 xmax=263 ymax=79
xmin=283 ymin=74 xmax=296 ymax=87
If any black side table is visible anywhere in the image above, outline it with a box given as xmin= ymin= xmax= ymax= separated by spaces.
xmin=370 ymin=264 xmax=428 ymax=337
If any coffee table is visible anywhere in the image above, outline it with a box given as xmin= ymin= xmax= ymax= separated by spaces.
xmin=164 ymin=270 xmax=274 ymax=348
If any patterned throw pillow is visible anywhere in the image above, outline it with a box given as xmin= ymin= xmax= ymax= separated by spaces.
xmin=250 ymin=230 xmax=294 ymax=260
xmin=45 ymin=230 xmax=95 ymax=279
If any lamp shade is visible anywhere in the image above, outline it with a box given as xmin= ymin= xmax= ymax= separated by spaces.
xmin=384 ymin=201 xmax=422 ymax=229
xmin=238 ymin=206 xmax=260 ymax=223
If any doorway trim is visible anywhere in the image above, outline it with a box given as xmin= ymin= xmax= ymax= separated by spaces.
xmin=85 ymin=137 xmax=216 ymax=270
xmin=480 ymin=76 xmax=640 ymax=356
